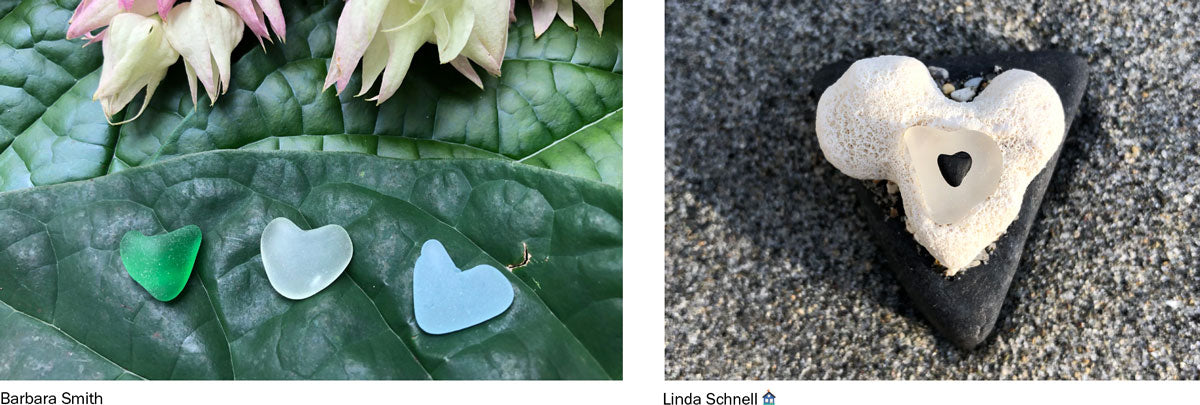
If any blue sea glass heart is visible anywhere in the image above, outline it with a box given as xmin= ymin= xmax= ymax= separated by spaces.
xmin=413 ymin=240 xmax=514 ymax=335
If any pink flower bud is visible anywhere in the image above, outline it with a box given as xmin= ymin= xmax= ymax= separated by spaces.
xmin=67 ymin=0 xmax=154 ymax=40
xmin=216 ymin=0 xmax=287 ymax=46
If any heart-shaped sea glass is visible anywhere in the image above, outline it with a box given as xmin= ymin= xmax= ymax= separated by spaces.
xmin=413 ymin=240 xmax=515 ymax=335
xmin=260 ymin=217 xmax=353 ymax=300
xmin=120 ymin=225 xmax=202 ymax=302
xmin=903 ymin=126 xmax=1003 ymax=225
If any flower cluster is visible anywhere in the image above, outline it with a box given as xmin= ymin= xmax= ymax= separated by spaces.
xmin=72 ymin=0 xmax=616 ymax=123
xmin=528 ymin=0 xmax=613 ymax=38
xmin=68 ymin=0 xmax=285 ymax=124
xmin=324 ymin=0 xmax=614 ymax=105
xmin=324 ymin=0 xmax=513 ymax=104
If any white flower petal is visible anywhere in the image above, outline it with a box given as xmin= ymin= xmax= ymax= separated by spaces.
xmin=164 ymin=0 xmax=244 ymax=105
xmin=356 ymin=33 xmax=389 ymax=98
xmin=556 ymin=0 xmax=574 ymax=28
xmin=574 ymin=0 xmax=612 ymax=35
xmin=530 ymin=0 xmax=556 ymax=37
xmin=371 ymin=1 xmax=429 ymax=103
xmin=94 ymin=13 xmax=179 ymax=124
xmin=461 ymin=0 xmax=509 ymax=76
xmin=449 ymin=55 xmax=484 ymax=89
xmin=431 ymin=3 xmax=474 ymax=63
xmin=324 ymin=0 xmax=391 ymax=93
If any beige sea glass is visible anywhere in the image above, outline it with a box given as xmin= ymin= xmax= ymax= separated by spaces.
xmin=903 ymin=126 xmax=1003 ymax=225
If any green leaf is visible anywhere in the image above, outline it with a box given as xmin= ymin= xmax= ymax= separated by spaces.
xmin=0 ymin=0 xmax=623 ymax=190
xmin=0 ymin=0 xmax=20 ymax=18
xmin=521 ymin=109 xmax=622 ymax=187
xmin=0 ymin=150 xmax=622 ymax=379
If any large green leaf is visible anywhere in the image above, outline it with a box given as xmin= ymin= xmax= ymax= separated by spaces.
xmin=0 ymin=0 xmax=623 ymax=190
xmin=0 ymin=151 xmax=622 ymax=379
xmin=0 ymin=0 xmax=20 ymax=18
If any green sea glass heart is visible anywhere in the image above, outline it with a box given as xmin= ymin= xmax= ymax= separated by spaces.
xmin=119 ymin=225 xmax=202 ymax=302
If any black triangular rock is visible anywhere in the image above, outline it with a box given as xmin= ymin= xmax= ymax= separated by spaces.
xmin=811 ymin=51 xmax=1088 ymax=349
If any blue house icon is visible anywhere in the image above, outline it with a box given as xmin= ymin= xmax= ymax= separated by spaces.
xmin=763 ymin=391 xmax=775 ymax=405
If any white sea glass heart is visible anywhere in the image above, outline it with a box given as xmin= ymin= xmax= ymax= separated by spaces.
xmin=903 ymin=126 xmax=1003 ymax=225
xmin=260 ymin=217 xmax=353 ymax=300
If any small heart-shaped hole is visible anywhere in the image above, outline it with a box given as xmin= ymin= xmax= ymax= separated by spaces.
xmin=937 ymin=151 xmax=973 ymax=187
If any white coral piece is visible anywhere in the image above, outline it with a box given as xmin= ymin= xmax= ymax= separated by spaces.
xmin=815 ymin=56 xmax=1065 ymax=275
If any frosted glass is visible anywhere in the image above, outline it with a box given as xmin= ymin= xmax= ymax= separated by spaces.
xmin=260 ymin=217 xmax=353 ymax=300
xmin=413 ymin=240 xmax=514 ymax=335
xmin=903 ymin=126 xmax=1003 ymax=224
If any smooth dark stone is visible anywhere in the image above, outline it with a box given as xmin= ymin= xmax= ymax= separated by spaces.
xmin=937 ymin=151 xmax=973 ymax=187
xmin=812 ymin=51 xmax=1088 ymax=349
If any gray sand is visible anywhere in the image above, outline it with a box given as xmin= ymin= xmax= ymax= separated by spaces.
xmin=665 ymin=1 xmax=1200 ymax=379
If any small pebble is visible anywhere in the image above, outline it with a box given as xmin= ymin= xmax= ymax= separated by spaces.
xmin=928 ymin=66 xmax=949 ymax=81
xmin=964 ymin=77 xmax=983 ymax=88
xmin=941 ymin=83 xmax=955 ymax=95
xmin=950 ymin=87 xmax=976 ymax=101
xmin=1124 ymin=145 xmax=1141 ymax=163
